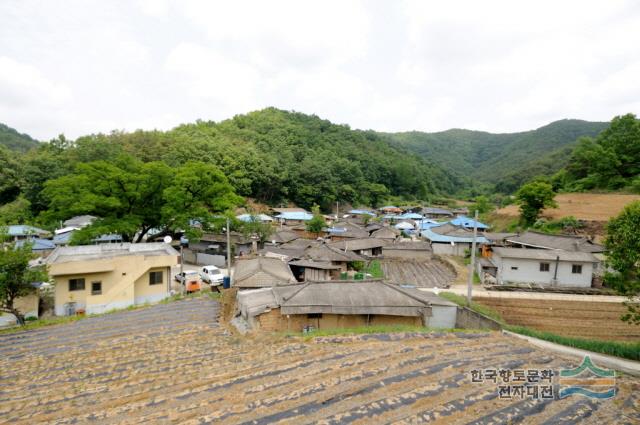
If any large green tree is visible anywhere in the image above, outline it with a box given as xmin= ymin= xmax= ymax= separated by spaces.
xmin=604 ymin=201 xmax=640 ymax=325
xmin=515 ymin=181 xmax=557 ymax=225
xmin=0 ymin=239 xmax=48 ymax=325
xmin=42 ymin=154 xmax=241 ymax=242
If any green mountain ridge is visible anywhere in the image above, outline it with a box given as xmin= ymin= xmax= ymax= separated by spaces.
xmin=0 ymin=123 xmax=40 ymax=152
xmin=385 ymin=119 xmax=609 ymax=193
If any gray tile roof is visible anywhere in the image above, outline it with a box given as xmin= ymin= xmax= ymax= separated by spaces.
xmin=304 ymin=244 xmax=364 ymax=262
xmin=328 ymin=238 xmax=389 ymax=251
xmin=288 ymin=260 xmax=341 ymax=270
xmin=233 ymin=257 xmax=298 ymax=288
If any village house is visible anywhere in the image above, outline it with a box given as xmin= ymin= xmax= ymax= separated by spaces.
xmin=379 ymin=205 xmax=403 ymax=214
xmin=505 ymin=231 xmax=605 ymax=256
xmin=422 ymin=207 xmax=454 ymax=219
xmin=325 ymin=221 xmax=370 ymax=241
xmin=449 ymin=215 xmax=490 ymax=230
xmin=489 ymin=247 xmax=599 ymax=288
xmin=63 ymin=215 xmax=96 ymax=228
xmin=288 ymin=259 xmax=341 ymax=281
xmin=233 ymin=257 xmax=297 ymax=289
xmin=274 ymin=211 xmax=313 ymax=226
xmin=47 ymin=243 xmax=178 ymax=316
xmin=421 ymin=223 xmax=489 ymax=256
xmin=303 ymin=243 xmax=364 ymax=272
xmin=236 ymin=213 xmax=274 ymax=224
xmin=4 ymin=225 xmax=50 ymax=241
xmin=328 ymin=238 xmax=388 ymax=257
xmin=267 ymin=229 xmax=300 ymax=245
xmin=235 ymin=280 xmax=459 ymax=332
xmin=369 ymin=226 xmax=399 ymax=240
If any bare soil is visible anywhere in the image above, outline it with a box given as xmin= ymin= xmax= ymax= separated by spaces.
xmin=1 ymin=298 xmax=638 ymax=423
xmin=497 ymin=193 xmax=640 ymax=222
xmin=475 ymin=297 xmax=640 ymax=342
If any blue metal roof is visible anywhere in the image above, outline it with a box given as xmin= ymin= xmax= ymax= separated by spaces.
xmin=449 ymin=215 xmax=490 ymax=230
xmin=237 ymin=213 xmax=274 ymax=222
xmin=398 ymin=212 xmax=424 ymax=220
xmin=6 ymin=225 xmax=49 ymax=237
xmin=15 ymin=238 xmax=56 ymax=251
xmin=421 ymin=228 xmax=489 ymax=244
xmin=53 ymin=231 xmax=74 ymax=245
xmin=347 ymin=209 xmax=376 ymax=216
xmin=276 ymin=212 xmax=313 ymax=221
xmin=418 ymin=220 xmax=441 ymax=229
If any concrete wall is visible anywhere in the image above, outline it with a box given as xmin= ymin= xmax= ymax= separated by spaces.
xmin=455 ymin=307 xmax=502 ymax=330
xmin=431 ymin=242 xmax=469 ymax=257
xmin=494 ymin=255 xmax=593 ymax=287
xmin=51 ymin=254 xmax=175 ymax=316
xmin=256 ymin=308 xmax=422 ymax=332
xmin=14 ymin=293 xmax=39 ymax=319
xmin=426 ymin=305 xmax=457 ymax=329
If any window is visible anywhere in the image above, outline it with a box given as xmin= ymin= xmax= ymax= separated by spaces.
xmin=91 ymin=281 xmax=102 ymax=295
xmin=510 ymin=266 xmax=519 ymax=270
xmin=69 ymin=278 xmax=85 ymax=291
xmin=572 ymin=264 xmax=582 ymax=274
xmin=539 ymin=263 xmax=550 ymax=272
xmin=307 ymin=313 xmax=323 ymax=319
xmin=149 ymin=271 xmax=163 ymax=285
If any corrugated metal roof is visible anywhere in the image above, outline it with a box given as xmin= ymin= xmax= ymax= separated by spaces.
xmin=422 ymin=224 xmax=489 ymax=244
xmin=236 ymin=213 xmax=274 ymax=222
xmin=6 ymin=225 xmax=50 ymax=237
xmin=449 ymin=215 xmax=490 ymax=230
xmin=276 ymin=212 xmax=313 ymax=221
xmin=505 ymin=231 xmax=605 ymax=253
xmin=491 ymin=247 xmax=599 ymax=262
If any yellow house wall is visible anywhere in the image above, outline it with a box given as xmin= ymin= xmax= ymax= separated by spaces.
xmin=134 ymin=267 xmax=171 ymax=304
xmin=15 ymin=293 xmax=39 ymax=318
xmin=51 ymin=254 xmax=176 ymax=316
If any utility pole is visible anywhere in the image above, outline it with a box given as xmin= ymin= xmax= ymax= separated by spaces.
xmin=226 ymin=217 xmax=232 ymax=285
xmin=466 ymin=210 xmax=479 ymax=307
xmin=336 ymin=201 xmax=339 ymax=220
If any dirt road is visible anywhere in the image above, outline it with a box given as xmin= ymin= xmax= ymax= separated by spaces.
xmin=0 ymin=298 xmax=638 ymax=424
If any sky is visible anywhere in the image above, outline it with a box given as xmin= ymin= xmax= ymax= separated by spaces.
xmin=1 ymin=0 xmax=640 ymax=140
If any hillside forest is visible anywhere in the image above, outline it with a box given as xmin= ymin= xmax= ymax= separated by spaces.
xmin=1 ymin=108 xmax=639 ymax=237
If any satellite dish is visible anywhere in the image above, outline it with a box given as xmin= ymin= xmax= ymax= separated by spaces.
xmin=163 ymin=236 xmax=173 ymax=244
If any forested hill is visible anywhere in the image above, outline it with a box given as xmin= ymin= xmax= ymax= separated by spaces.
xmin=0 ymin=123 xmax=39 ymax=151
xmin=2 ymin=108 xmax=463 ymax=220
xmin=385 ymin=119 xmax=608 ymax=193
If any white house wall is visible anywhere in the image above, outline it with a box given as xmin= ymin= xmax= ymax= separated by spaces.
xmin=495 ymin=255 xmax=593 ymax=287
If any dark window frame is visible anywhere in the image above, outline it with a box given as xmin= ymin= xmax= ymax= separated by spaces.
xmin=539 ymin=262 xmax=550 ymax=272
xmin=307 ymin=313 xmax=323 ymax=319
xmin=69 ymin=278 xmax=85 ymax=291
xmin=510 ymin=266 xmax=519 ymax=270
xmin=149 ymin=271 xmax=163 ymax=285
xmin=572 ymin=264 xmax=583 ymax=274
xmin=91 ymin=281 xmax=102 ymax=295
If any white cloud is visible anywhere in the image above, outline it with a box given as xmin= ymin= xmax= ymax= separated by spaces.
xmin=0 ymin=0 xmax=638 ymax=139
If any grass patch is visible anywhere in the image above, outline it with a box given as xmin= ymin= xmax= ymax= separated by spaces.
xmin=364 ymin=260 xmax=384 ymax=279
xmin=506 ymin=325 xmax=640 ymax=362
xmin=439 ymin=292 xmax=506 ymax=324
xmin=284 ymin=324 xmax=484 ymax=340
xmin=0 ymin=314 xmax=85 ymax=334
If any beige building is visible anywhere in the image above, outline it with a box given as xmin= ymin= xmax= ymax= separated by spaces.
xmin=47 ymin=243 xmax=178 ymax=316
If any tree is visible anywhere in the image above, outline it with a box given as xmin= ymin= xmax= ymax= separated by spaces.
xmin=604 ymin=201 xmax=640 ymax=325
xmin=0 ymin=239 xmax=48 ymax=325
xmin=515 ymin=182 xmax=557 ymax=225
xmin=237 ymin=215 xmax=273 ymax=243
xmin=469 ymin=195 xmax=494 ymax=215
xmin=306 ymin=205 xmax=326 ymax=235
xmin=43 ymin=154 xmax=241 ymax=242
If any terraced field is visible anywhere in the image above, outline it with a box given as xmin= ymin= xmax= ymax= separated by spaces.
xmin=1 ymin=297 xmax=639 ymax=424
xmin=381 ymin=259 xmax=455 ymax=288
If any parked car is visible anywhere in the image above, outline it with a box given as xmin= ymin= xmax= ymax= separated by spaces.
xmin=200 ymin=265 xmax=224 ymax=286
xmin=174 ymin=270 xmax=202 ymax=293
